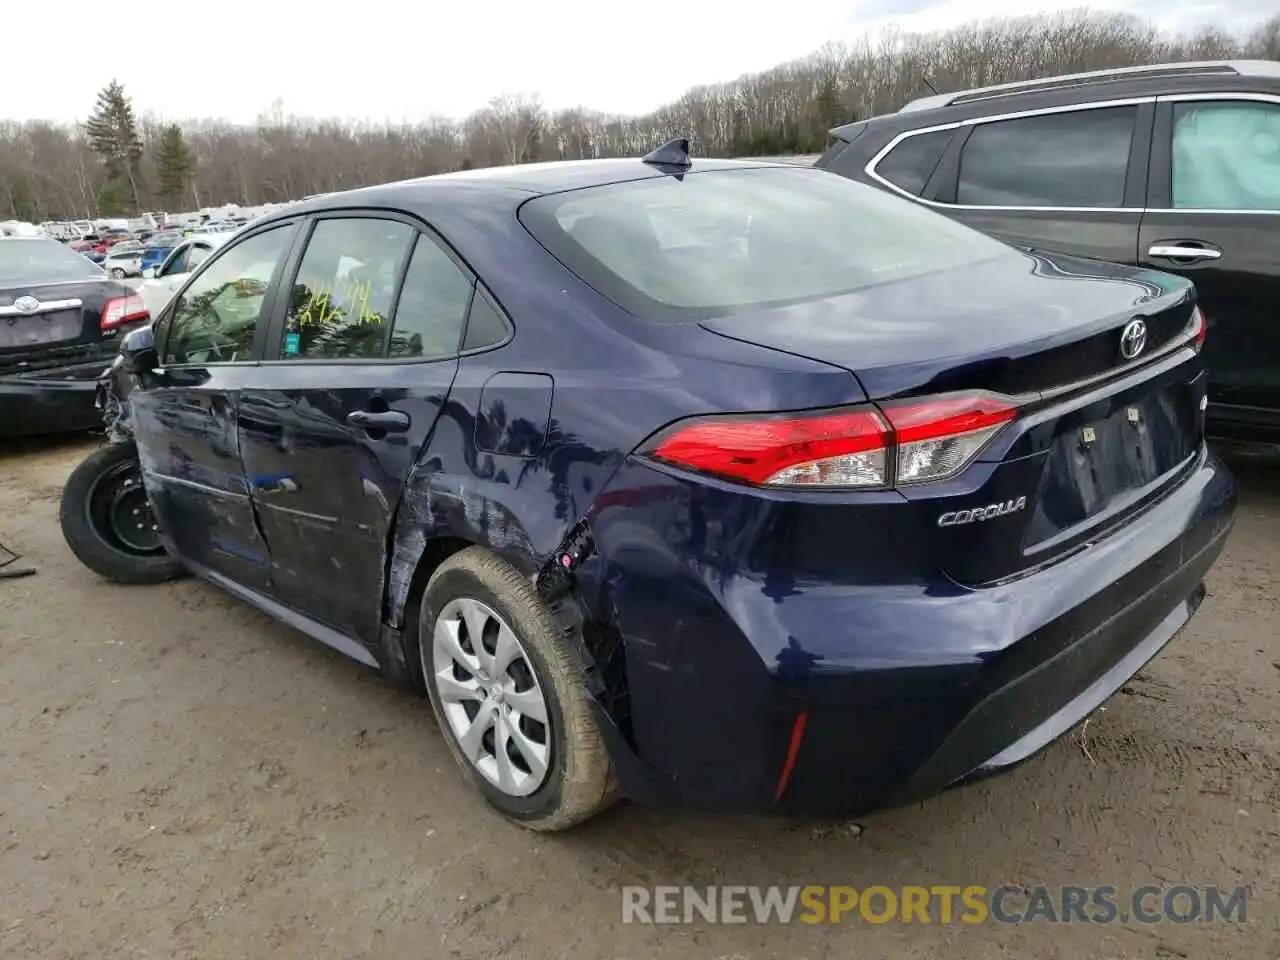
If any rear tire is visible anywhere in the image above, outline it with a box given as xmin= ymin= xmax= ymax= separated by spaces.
xmin=59 ymin=442 xmax=184 ymax=584
xmin=109 ymin=267 xmax=126 ymax=279
xmin=419 ymin=547 xmax=616 ymax=831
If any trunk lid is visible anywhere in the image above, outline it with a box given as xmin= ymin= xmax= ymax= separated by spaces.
xmin=699 ymin=251 xmax=1196 ymax=401
xmin=0 ymin=278 xmax=136 ymax=374
xmin=699 ymin=250 xmax=1206 ymax=583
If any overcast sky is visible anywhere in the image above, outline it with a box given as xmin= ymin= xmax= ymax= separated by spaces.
xmin=8 ymin=0 xmax=1275 ymax=125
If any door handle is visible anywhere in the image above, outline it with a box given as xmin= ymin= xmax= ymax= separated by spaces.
xmin=346 ymin=409 xmax=410 ymax=432
xmin=1147 ymin=242 xmax=1222 ymax=261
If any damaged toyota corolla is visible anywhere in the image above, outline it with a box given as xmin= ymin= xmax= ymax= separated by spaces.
xmin=59 ymin=141 xmax=1237 ymax=831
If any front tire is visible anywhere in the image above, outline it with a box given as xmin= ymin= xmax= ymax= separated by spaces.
xmin=419 ymin=547 xmax=616 ymax=831
xmin=59 ymin=441 xmax=183 ymax=584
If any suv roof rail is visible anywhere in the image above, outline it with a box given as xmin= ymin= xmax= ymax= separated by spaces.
xmin=897 ymin=60 xmax=1280 ymax=114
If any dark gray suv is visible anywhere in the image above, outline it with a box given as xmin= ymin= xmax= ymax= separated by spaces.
xmin=817 ymin=59 xmax=1280 ymax=444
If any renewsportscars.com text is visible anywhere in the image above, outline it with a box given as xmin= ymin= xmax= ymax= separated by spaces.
xmin=621 ymin=884 xmax=1249 ymax=925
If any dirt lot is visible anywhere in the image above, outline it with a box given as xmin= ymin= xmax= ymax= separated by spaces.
xmin=0 ymin=437 xmax=1276 ymax=960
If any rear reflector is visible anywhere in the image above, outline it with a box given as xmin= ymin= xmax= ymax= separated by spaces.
xmin=101 ymin=294 xmax=150 ymax=330
xmin=646 ymin=390 xmax=1019 ymax=489
xmin=1189 ymin=305 xmax=1208 ymax=353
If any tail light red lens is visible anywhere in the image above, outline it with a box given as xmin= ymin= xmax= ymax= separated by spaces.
xmin=647 ymin=390 xmax=1019 ymax=489
xmin=101 ymin=294 xmax=150 ymax=330
xmin=1189 ymin=305 xmax=1208 ymax=353
xmin=650 ymin=408 xmax=890 ymax=488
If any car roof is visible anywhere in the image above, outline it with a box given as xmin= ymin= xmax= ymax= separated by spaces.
xmin=834 ymin=58 xmax=1280 ymax=137
xmin=898 ymin=59 xmax=1280 ymax=114
xmin=185 ymin=233 xmax=230 ymax=247
xmin=270 ymin=156 xmax=791 ymax=218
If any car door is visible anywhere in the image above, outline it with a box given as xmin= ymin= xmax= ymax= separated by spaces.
xmin=236 ymin=212 xmax=475 ymax=645
xmin=132 ymin=222 xmax=298 ymax=589
xmin=1138 ymin=93 xmax=1280 ymax=437
xmin=906 ymin=100 xmax=1152 ymax=264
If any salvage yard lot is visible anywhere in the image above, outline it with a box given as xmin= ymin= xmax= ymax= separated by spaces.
xmin=1 ymin=437 xmax=1277 ymax=960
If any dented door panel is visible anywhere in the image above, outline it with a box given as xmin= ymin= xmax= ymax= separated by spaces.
xmin=130 ymin=365 xmax=271 ymax=588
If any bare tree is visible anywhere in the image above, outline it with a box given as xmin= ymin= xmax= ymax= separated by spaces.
xmin=0 ymin=12 xmax=1273 ymax=219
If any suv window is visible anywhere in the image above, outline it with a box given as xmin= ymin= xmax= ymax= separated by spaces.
xmin=876 ymin=130 xmax=953 ymax=196
xmin=387 ymin=235 xmax=474 ymax=359
xmin=282 ymin=218 xmax=415 ymax=359
xmin=957 ymin=106 xmax=1137 ymax=208
xmin=1172 ymin=101 xmax=1280 ymax=211
xmin=162 ymin=227 xmax=290 ymax=365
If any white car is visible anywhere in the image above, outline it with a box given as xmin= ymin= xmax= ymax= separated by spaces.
xmin=102 ymin=240 xmax=146 ymax=279
xmin=135 ymin=234 xmax=229 ymax=315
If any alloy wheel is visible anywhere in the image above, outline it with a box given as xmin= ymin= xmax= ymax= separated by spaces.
xmin=430 ymin=597 xmax=552 ymax=797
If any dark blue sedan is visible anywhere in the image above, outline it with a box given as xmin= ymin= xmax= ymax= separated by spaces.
xmin=59 ymin=143 xmax=1236 ymax=830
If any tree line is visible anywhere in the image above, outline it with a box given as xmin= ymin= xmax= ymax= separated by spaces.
xmin=2 ymin=10 xmax=1277 ymax=220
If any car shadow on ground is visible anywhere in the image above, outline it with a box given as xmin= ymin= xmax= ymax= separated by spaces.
xmin=0 ymin=431 xmax=103 ymax=461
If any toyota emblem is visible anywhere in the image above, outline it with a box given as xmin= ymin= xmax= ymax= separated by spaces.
xmin=13 ymin=296 xmax=39 ymax=314
xmin=1119 ymin=318 xmax=1148 ymax=361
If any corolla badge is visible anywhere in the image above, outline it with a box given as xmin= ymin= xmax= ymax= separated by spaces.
xmin=13 ymin=296 xmax=39 ymax=314
xmin=1119 ymin=318 xmax=1148 ymax=361
xmin=938 ymin=496 xmax=1028 ymax=527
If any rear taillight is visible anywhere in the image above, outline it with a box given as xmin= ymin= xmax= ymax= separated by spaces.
xmin=880 ymin=393 xmax=1018 ymax=485
xmin=646 ymin=390 xmax=1019 ymax=489
xmin=101 ymin=294 xmax=150 ymax=330
xmin=1189 ymin=305 xmax=1208 ymax=353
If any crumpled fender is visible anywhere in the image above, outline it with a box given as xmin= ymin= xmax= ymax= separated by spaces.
xmin=97 ymin=353 xmax=139 ymax=444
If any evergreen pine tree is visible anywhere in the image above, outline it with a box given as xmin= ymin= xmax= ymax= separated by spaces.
xmin=84 ymin=80 xmax=145 ymax=212
xmin=155 ymin=123 xmax=195 ymax=209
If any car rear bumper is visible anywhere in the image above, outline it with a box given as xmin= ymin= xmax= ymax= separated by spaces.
xmin=583 ymin=444 xmax=1237 ymax=815
xmin=0 ymin=362 xmax=110 ymax=437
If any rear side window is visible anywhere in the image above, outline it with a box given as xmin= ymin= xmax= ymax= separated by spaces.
xmin=957 ymin=106 xmax=1137 ymax=208
xmin=875 ymin=129 xmax=953 ymax=196
xmin=519 ymin=166 xmax=1012 ymax=322
xmin=1171 ymin=101 xmax=1280 ymax=211
xmin=388 ymin=235 xmax=474 ymax=359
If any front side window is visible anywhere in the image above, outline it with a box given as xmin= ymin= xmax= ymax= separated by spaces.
xmin=876 ymin=129 xmax=953 ymax=196
xmin=957 ymin=106 xmax=1137 ymax=208
xmin=519 ymin=166 xmax=1013 ymax=321
xmin=281 ymin=218 xmax=414 ymax=359
xmin=160 ymin=246 xmax=190 ymax=277
xmin=1172 ymin=100 xmax=1280 ymax=211
xmin=162 ymin=226 xmax=290 ymax=365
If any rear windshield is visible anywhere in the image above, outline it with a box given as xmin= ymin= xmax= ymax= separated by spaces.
xmin=0 ymin=239 xmax=104 ymax=285
xmin=519 ymin=166 xmax=1013 ymax=321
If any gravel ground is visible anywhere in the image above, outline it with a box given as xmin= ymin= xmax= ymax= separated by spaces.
xmin=0 ymin=437 xmax=1277 ymax=960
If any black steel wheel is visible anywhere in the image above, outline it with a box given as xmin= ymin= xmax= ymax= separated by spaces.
xmin=59 ymin=442 xmax=184 ymax=584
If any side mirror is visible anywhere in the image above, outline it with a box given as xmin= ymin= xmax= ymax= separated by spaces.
xmin=141 ymin=266 xmax=158 ymax=279
xmin=119 ymin=323 xmax=159 ymax=375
